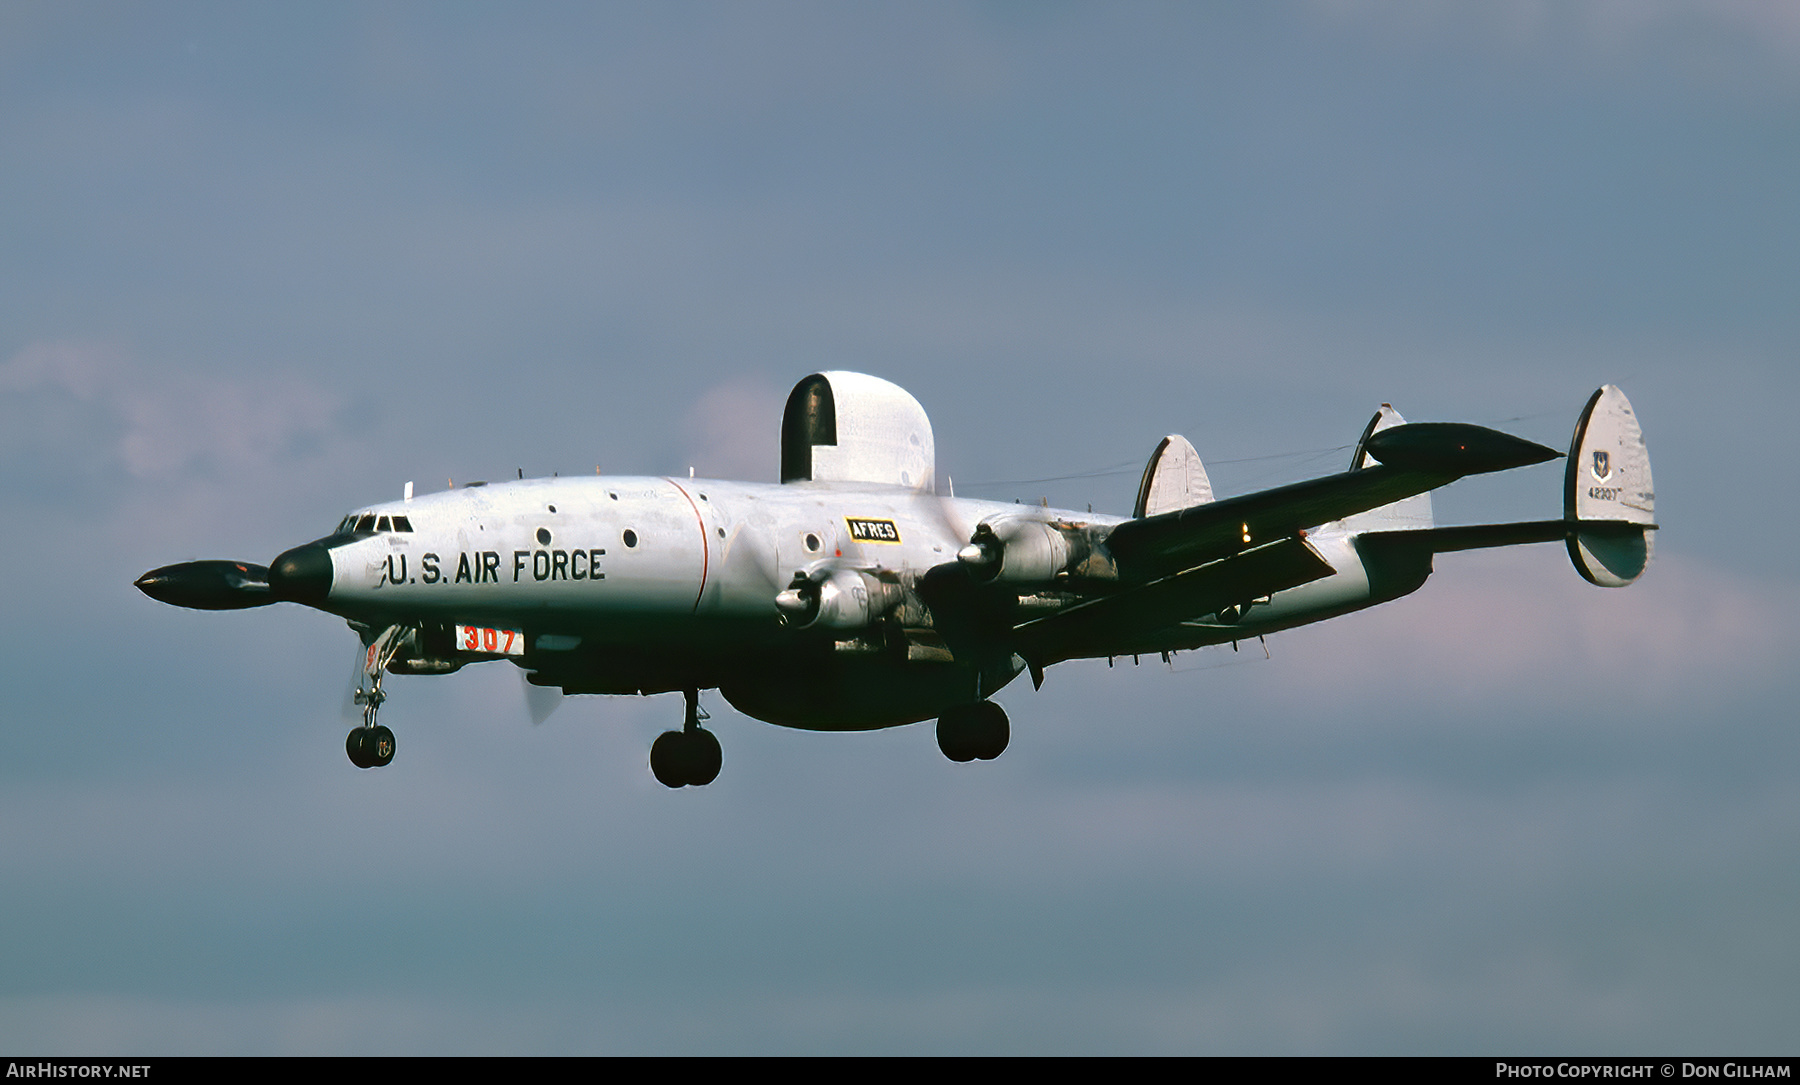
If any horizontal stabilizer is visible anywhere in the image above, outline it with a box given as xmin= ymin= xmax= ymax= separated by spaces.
xmin=1356 ymin=388 xmax=1655 ymax=588
xmin=1016 ymin=535 xmax=1334 ymax=665
xmin=1359 ymin=518 xmax=1651 ymax=557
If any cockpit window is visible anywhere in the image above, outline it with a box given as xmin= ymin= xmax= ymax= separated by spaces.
xmin=336 ymin=512 xmax=413 ymax=534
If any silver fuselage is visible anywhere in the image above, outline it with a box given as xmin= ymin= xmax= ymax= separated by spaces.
xmin=296 ymin=474 xmax=1401 ymax=729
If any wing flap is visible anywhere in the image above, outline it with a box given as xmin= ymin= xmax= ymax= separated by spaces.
xmin=1015 ymin=534 xmax=1335 ymax=665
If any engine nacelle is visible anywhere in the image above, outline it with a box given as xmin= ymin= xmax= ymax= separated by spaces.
xmin=774 ymin=567 xmax=903 ymax=631
xmin=957 ymin=516 xmax=1090 ymax=583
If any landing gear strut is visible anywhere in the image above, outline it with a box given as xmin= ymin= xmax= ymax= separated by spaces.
xmin=650 ymin=689 xmax=723 ymax=788
xmin=346 ymin=624 xmax=404 ymax=769
xmin=936 ymin=700 xmax=1009 ymax=762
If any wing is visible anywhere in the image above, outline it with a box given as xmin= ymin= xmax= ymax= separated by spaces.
xmin=986 ymin=421 xmax=1560 ymax=666
xmin=1013 ymin=534 xmax=1336 ymax=665
xmin=1103 ymin=422 xmax=1557 ymax=582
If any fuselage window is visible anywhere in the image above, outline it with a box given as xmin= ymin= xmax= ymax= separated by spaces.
xmin=623 ymin=529 xmax=639 ymax=548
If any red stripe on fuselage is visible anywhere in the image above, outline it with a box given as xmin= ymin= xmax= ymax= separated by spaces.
xmin=666 ymin=479 xmax=710 ymax=613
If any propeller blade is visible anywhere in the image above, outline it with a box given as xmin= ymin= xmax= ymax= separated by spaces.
xmin=522 ymin=671 xmax=564 ymax=725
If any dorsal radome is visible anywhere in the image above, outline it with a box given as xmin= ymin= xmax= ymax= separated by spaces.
xmin=780 ymin=371 xmax=935 ymax=491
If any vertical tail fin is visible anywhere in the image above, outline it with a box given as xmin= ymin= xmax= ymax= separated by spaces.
xmin=1133 ymin=434 xmax=1214 ymax=518
xmin=1343 ymin=404 xmax=1434 ymax=532
xmin=1566 ymin=385 xmax=1655 ymax=586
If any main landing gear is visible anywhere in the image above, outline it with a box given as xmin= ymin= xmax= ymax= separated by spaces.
xmin=346 ymin=624 xmax=404 ymax=770
xmin=650 ymin=689 xmax=723 ymax=788
xmin=936 ymin=700 xmax=1009 ymax=763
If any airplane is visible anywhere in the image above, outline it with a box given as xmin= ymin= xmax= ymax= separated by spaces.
xmin=134 ymin=372 xmax=1655 ymax=787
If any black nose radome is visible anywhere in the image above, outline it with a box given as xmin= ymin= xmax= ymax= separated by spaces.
xmin=268 ymin=543 xmax=334 ymax=605
xmin=134 ymin=561 xmax=273 ymax=610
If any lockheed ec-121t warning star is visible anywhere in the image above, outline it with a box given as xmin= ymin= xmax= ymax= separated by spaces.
xmin=135 ymin=372 xmax=1655 ymax=787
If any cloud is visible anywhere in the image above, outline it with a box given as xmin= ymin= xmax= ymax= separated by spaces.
xmin=2 ymin=340 xmax=344 ymax=485
xmin=113 ymin=369 xmax=338 ymax=482
xmin=0 ymin=339 xmax=125 ymax=401
xmin=1265 ymin=547 xmax=1796 ymax=717
xmin=680 ymin=376 xmax=786 ymax=482
xmin=0 ymin=339 xmax=369 ymax=589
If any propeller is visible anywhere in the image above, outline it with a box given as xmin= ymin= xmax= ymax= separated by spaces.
xmin=774 ymin=563 xmax=903 ymax=631
xmin=773 ymin=569 xmax=822 ymax=626
xmin=956 ymin=521 xmax=1003 ymax=578
xmin=521 ymin=671 xmax=563 ymax=725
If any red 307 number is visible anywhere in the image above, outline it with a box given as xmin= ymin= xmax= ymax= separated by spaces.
xmin=456 ymin=624 xmax=524 ymax=656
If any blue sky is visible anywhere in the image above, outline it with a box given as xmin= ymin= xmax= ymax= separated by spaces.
xmin=2 ymin=1 xmax=1796 ymax=1053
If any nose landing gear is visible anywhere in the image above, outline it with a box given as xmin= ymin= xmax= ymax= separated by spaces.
xmin=345 ymin=624 xmax=405 ymax=770
xmin=650 ymin=689 xmax=723 ymax=788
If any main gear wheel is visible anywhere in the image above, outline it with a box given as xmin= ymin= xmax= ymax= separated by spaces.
xmin=936 ymin=701 xmax=1009 ymax=762
xmin=650 ymin=689 xmax=722 ymax=788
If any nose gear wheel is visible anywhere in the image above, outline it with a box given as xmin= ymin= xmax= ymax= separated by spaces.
xmin=347 ymin=725 xmax=396 ymax=768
